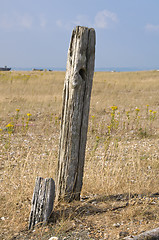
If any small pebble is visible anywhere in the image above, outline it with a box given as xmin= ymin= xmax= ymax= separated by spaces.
xmin=113 ymin=223 xmax=120 ymax=228
xmin=119 ymin=231 xmax=129 ymax=237
xmin=48 ymin=237 xmax=58 ymax=240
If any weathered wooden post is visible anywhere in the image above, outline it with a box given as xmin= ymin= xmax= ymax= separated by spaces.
xmin=29 ymin=177 xmax=55 ymax=229
xmin=55 ymin=26 xmax=96 ymax=202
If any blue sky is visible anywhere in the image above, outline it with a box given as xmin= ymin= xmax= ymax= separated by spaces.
xmin=0 ymin=0 xmax=159 ymax=70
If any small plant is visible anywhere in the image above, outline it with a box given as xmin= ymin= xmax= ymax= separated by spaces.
xmin=26 ymin=113 xmax=32 ymax=130
xmin=132 ymin=107 xmax=141 ymax=132
xmin=16 ymin=109 xmax=20 ymax=120
xmin=149 ymin=109 xmax=153 ymax=120
xmin=6 ymin=123 xmax=14 ymax=134
xmin=107 ymin=125 xmax=111 ymax=135
xmin=0 ymin=128 xmax=3 ymax=140
xmin=152 ymin=111 xmax=157 ymax=121
xmin=5 ymin=123 xmax=14 ymax=149
xmin=55 ymin=116 xmax=59 ymax=125
xmin=126 ymin=110 xmax=130 ymax=129
xmin=109 ymin=105 xmax=119 ymax=132
xmin=27 ymin=113 xmax=32 ymax=121
xmin=148 ymin=109 xmax=157 ymax=134
xmin=138 ymin=127 xmax=148 ymax=138
xmin=135 ymin=107 xmax=140 ymax=118
xmin=93 ymin=135 xmax=100 ymax=152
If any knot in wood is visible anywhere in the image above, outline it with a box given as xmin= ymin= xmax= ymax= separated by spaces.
xmin=72 ymin=69 xmax=86 ymax=89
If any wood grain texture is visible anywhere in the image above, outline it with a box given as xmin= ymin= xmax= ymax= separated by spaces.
xmin=29 ymin=177 xmax=55 ymax=229
xmin=56 ymin=26 xmax=95 ymax=202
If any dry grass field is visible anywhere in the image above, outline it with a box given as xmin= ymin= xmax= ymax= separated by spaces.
xmin=0 ymin=70 xmax=159 ymax=239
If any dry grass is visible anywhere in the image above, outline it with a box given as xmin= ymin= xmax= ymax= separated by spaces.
xmin=0 ymin=70 xmax=159 ymax=239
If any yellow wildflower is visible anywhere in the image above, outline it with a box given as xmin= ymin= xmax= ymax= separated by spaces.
xmin=6 ymin=123 xmax=14 ymax=133
xmin=27 ymin=113 xmax=32 ymax=120
xmin=111 ymin=106 xmax=118 ymax=111
xmin=96 ymin=136 xmax=100 ymax=141
xmin=6 ymin=123 xmax=14 ymax=128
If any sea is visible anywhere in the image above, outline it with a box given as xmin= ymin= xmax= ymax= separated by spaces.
xmin=11 ymin=67 xmax=158 ymax=72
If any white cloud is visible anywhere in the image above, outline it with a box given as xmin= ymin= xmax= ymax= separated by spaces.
xmin=0 ymin=13 xmax=33 ymax=30
xmin=19 ymin=14 xmax=33 ymax=29
xmin=94 ymin=10 xmax=118 ymax=29
xmin=0 ymin=12 xmax=47 ymax=30
xmin=56 ymin=19 xmax=72 ymax=31
xmin=145 ymin=24 xmax=159 ymax=32
xmin=56 ymin=9 xmax=118 ymax=31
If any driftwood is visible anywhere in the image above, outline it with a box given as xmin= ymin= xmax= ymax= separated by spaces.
xmin=29 ymin=177 xmax=55 ymax=229
xmin=124 ymin=227 xmax=159 ymax=240
xmin=55 ymin=26 xmax=96 ymax=202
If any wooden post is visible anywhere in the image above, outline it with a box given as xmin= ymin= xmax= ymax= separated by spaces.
xmin=123 ymin=227 xmax=159 ymax=240
xmin=29 ymin=177 xmax=55 ymax=229
xmin=55 ymin=26 xmax=96 ymax=202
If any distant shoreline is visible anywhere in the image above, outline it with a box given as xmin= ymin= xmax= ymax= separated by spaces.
xmin=9 ymin=67 xmax=159 ymax=72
